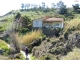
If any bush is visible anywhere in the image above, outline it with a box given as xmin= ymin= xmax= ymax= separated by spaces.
xmin=60 ymin=48 xmax=80 ymax=60
xmin=49 ymin=46 xmax=63 ymax=55
xmin=19 ymin=28 xmax=29 ymax=34
xmin=38 ymin=54 xmax=57 ymax=60
xmin=41 ymin=33 xmax=46 ymax=41
xmin=51 ymin=28 xmax=63 ymax=37
xmin=30 ymin=54 xmax=36 ymax=60
xmin=64 ymin=32 xmax=69 ymax=40
xmin=0 ymin=27 xmax=6 ymax=32
xmin=77 ymin=23 xmax=80 ymax=30
xmin=64 ymin=18 xmax=80 ymax=32
xmin=59 ymin=35 xmax=64 ymax=41
xmin=0 ymin=39 xmax=10 ymax=55
xmin=20 ymin=53 xmax=25 ymax=60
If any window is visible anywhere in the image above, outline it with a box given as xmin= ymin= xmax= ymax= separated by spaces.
xmin=36 ymin=21 xmax=38 ymax=23
xmin=36 ymin=21 xmax=38 ymax=25
xmin=56 ymin=24 xmax=59 ymax=26
xmin=54 ymin=24 xmax=59 ymax=28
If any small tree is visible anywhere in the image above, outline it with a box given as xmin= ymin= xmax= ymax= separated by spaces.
xmin=21 ymin=3 xmax=25 ymax=10
xmin=57 ymin=1 xmax=64 ymax=8
xmin=25 ymin=3 xmax=30 ymax=9
xmin=14 ymin=13 xmax=22 ymax=31
xmin=15 ymin=12 xmax=21 ymax=20
xmin=51 ymin=3 xmax=56 ymax=8
xmin=72 ymin=4 xmax=80 ymax=13
xmin=9 ymin=13 xmax=22 ymax=53
xmin=57 ymin=1 xmax=67 ymax=15
xmin=59 ymin=5 xmax=67 ymax=14
xmin=41 ymin=2 xmax=45 ymax=9
xmin=21 ymin=16 xmax=31 ymax=30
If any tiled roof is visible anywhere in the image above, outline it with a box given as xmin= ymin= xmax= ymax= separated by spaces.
xmin=33 ymin=17 xmax=64 ymax=22
xmin=44 ymin=18 xmax=63 ymax=22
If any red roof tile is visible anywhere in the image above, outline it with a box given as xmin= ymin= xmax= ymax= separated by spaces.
xmin=44 ymin=18 xmax=63 ymax=22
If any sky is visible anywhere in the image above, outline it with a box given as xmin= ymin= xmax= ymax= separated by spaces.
xmin=0 ymin=0 xmax=80 ymax=16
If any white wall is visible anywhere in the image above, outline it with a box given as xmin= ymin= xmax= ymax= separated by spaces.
xmin=52 ymin=23 xmax=63 ymax=28
xmin=52 ymin=22 xmax=63 ymax=28
xmin=61 ymin=23 xmax=64 ymax=28
xmin=33 ymin=20 xmax=42 ymax=28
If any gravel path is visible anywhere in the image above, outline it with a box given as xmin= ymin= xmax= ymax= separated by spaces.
xmin=20 ymin=50 xmax=31 ymax=60
xmin=6 ymin=44 xmax=31 ymax=60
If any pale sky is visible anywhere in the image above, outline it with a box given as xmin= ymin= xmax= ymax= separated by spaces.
xmin=0 ymin=0 xmax=80 ymax=16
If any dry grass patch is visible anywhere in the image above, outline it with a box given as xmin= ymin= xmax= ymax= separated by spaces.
xmin=21 ymin=30 xmax=42 ymax=45
xmin=64 ymin=18 xmax=80 ymax=32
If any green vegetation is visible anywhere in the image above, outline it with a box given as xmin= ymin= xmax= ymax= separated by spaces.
xmin=0 ymin=18 xmax=13 ymax=32
xmin=60 ymin=48 xmax=80 ymax=60
xmin=20 ymin=53 xmax=25 ymax=60
xmin=0 ymin=1 xmax=80 ymax=60
xmin=0 ymin=39 xmax=9 ymax=50
xmin=0 ymin=39 xmax=10 ymax=55
xmin=0 ymin=1 xmax=80 ymax=32
xmin=64 ymin=18 xmax=80 ymax=32
xmin=30 ymin=54 xmax=36 ymax=60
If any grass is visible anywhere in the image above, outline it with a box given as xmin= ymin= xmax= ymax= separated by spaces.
xmin=0 ymin=18 xmax=13 ymax=31
xmin=21 ymin=30 xmax=42 ymax=45
xmin=30 ymin=54 xmax=36 ymax=60
xmin=60 ymin=48 xmax=80 ymax=60
xmin=64 ymin=18 xmax=80 ymax=32
xmin=0 ymin=39 xmax=9 ymax=50
xmin=0 ymin=39 xmax=10 ymax=55
xmin=20 ymin=52 xmax=25 ymax=60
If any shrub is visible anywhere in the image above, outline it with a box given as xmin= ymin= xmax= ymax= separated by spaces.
xmin=53 ymin=28 xmax=63 ymax=37
xmin=64 ymin=32 xmax=69 ymax=40
xmin=49 ymin=46 xmax=63 ymax=55
xmin=64 ymin=18 xmax=80 ymax=39
xmin=0 ymin=39 xmax=10 ymax=55
xmin=19 ymin=28 xmax=29 ymax=34
xmin=38 ymin=54 xmax=57 ymax=60
xmin=59 ymin=35 xmax=64 ymax=41
xmin=21 ymin=30 xmax=42 ymax=45
xmin=0 ymin=27 xmax=6 ymax=32
xmin=9 ymin=33 xmax=21 ymax=53
xmin=60 ymin=48 xmax=80 ymax=60
xmin=77 ymin=23 xmax=80 ymax=30
xmin=20 ymin=53 xmax=25 ymax=60
xmin=64 ymin=18 xmax=80 ymax=32
xmin=30 ymin=54 xmax=36 ymax=60
xmin=41 ymin=33 xmax=46 ymax=41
